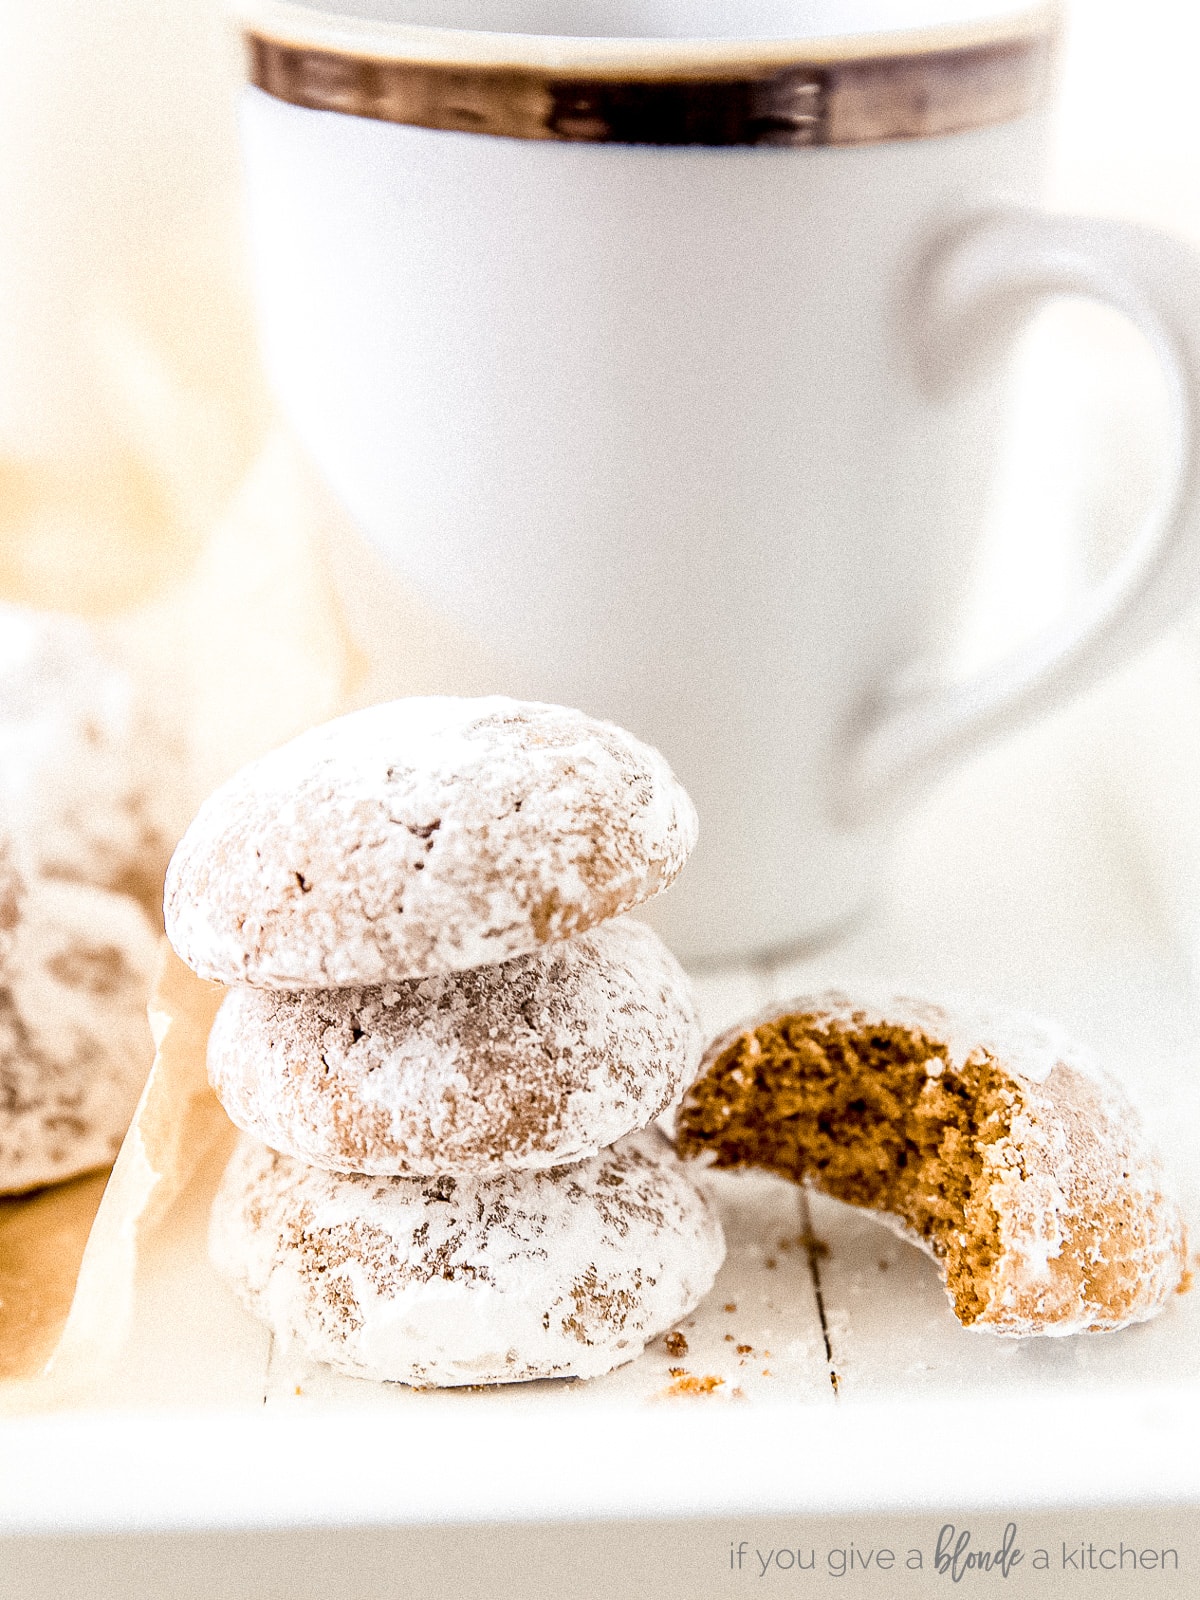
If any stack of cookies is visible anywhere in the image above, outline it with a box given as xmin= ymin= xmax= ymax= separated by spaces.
xmin=165 ymin=696 xmax=725 ymax=1386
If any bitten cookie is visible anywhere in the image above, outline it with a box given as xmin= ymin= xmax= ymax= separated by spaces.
xmin=208 ymin=916 xmax=701 ymax=1176
xmin=210 ymin=1129 xmax=725 ymax=1385
xmin=165 ymin=696 xmax=697 ymax=987
xmin=0 ymin=604 xmax=186 ymax=912
xmin=676 ymin=990 xmax=1187 ymax=1337
xmin=0 ymin=849 xmax=158 ymax=1194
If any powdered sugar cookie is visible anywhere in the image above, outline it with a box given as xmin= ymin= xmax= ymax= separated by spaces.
xmin=210 ymin=1128 xmax=725 ymax=1385
xmin=0 ymin=605 xmax=186 ymax=912
xmin=676 ymin=990 xmax=1187 ymax=1337
xmin=165 ymin=696 xmax=697 ymax=987
xmin=208 ymin=916 xmax=700 ymax=1176
xmin=0 ymin=854 xmax=158 ymax=1194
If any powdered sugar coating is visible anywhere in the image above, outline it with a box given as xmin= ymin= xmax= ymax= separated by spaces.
xmin=208 ymin=917 xmax=701 ymax=1176
xmin=210 ymin=1129 xmax=725 ymax=1385
xmin=0 ymin=605 xmax=186 ymax=913
xmin=687 ymin=990 xmax=1187 ymax=1337
xmin=784 ymin=989 xmax=1092 ymax=1087
xmin=166 ymin=697 xmax=697 ymax=988
xmin=0 ymin=836 xmax=23 ymax=970
xmin=0 ymin=854 xmax=158 ymax=1194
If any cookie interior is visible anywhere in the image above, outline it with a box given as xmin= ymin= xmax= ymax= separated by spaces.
xmin=675 ymin=1011 xmax=1022 ymax=1324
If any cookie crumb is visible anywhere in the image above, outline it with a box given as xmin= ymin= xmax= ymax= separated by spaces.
xmin=723 ymin=1302 xmax=737 ymax=1313
xmin=736 ymin=1343 xmax=753 ymax=1356
xmin=661 ymin=1372 xmax=725 ymax=1398
xmin=664 ymin=1330 xmax=689 ymax=1357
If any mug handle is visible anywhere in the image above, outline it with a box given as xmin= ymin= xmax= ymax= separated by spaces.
xmin=841 ymin=205 xmax=1200 ymax=824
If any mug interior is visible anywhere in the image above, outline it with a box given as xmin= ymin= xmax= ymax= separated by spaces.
xmin=282 ymin=0 xmax=1044 ymax=42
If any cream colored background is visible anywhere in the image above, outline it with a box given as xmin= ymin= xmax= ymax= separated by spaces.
xmin=1 ymin=0 xmax=1199 ymax=947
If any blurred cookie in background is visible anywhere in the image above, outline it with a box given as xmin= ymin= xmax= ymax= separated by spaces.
xmin=0 ymin=603 xmax=189 ymax=916
xmin=0 ymin=840 xmax=157 ymax=1195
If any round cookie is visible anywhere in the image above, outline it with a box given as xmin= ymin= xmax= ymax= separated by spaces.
xmin=676 ymin=990 xmax=1187 ymax=1337
xmin=208 ymin=916 xmax=701 ymax=1176
xmin=0 ymin=604 xmax=186 ymax=913
xmin=165 ymin=696 xmax=697 ymax=987
xmin=0 ymin=856 xmax=159 ymax=1194
xmin=210 ymin=1128 xmax=725 ymax=1385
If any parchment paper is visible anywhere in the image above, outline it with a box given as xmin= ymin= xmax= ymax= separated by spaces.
xmin=0 ymin=1175 xmax=109 ymax=1388
xmin=0 ymin=426 xmax=359 ymax=1413
xmin=40 ymin=946 xmax=229 ymax=1406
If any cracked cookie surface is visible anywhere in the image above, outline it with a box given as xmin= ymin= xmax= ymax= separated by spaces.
xmin=210 ymin=1127 xmax=725 ymax=1384
xmin=166 ymin=696 xmax=697 ymax=987
xmin=208 ymin=916 xmax=700 ymax=1175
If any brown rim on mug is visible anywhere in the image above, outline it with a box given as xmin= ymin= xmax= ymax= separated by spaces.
xmin=237 ymin=2 xmax=1060 ymax=147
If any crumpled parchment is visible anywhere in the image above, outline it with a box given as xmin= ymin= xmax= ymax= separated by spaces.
xmin=0 ymin=427 xmax=360 ymax=1414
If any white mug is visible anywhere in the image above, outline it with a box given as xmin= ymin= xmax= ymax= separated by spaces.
xmin=232 ymin=0 xmax=1200 ymax=966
